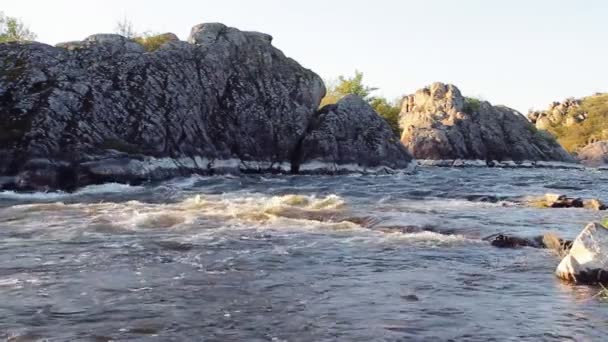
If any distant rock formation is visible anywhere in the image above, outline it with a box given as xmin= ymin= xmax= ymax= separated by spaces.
xmin=528 ymin=93 xmax=608 ymax=152
xmin=399 ymin=82 xmax=575 ymax=164
xmin=528 ymin=98 xmax=585 ymax=130
xmin=577 ymin=141 xmax=608 ymax=167
xmin=0 ymin=23 xmax=412 ymax=191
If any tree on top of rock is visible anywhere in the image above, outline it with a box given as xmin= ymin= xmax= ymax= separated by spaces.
xmin=323 ymin=71 xmax=378 ymax=105
xmin=0 ymin=12 xmax=36 ymax=43
xmin=321 ymin=71 xmax=402 ymax=136
xmin=115 ymin=17 xmax=138 ymax=39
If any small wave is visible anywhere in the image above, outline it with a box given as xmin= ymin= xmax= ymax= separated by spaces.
xmin=0 ymin=190 xmax=68 ymax=201
xmin=392 ymin=198 xmax=515 ymax=212
xmin=0 ymin=182 xmax=143 ymax=201
xmin=0 ymin=275 xmax=43 ymax=288
xmin=4 ymin=193 xmax=350 ymax=233
xmin=373 ymin=230 xmax=483 ymax=247
xmin=75 ymin=182 xmax=144 ymax=195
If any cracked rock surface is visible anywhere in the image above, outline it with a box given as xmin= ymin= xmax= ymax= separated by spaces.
xmin=0 ymin=23 xmax=412 ymax=191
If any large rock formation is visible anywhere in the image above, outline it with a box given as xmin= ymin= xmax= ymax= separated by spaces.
xmin=399 ymin=83 xmax=575 ymax=164
xmin=0 ymin=23 xmax=412 ymax=191
xmin=577 ymin=141 xmax=608 ymax=167
xmin=556 ymin=222 xmax=608 ymax=284
xmin=296 ymin=95 xmax=413 ymax=172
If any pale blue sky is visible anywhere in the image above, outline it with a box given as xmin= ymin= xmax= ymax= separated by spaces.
xmin=4 ymin=0 xmax=607 ymax=112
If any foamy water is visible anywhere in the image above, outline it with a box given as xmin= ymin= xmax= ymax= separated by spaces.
xmin=1 ymin=168 xmax=608 ymax=340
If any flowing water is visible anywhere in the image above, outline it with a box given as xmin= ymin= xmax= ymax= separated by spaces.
xmin=1 ymin=168 xmax=607 ymax=341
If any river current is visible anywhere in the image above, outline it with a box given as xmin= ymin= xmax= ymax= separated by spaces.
xmin=1 ymin=168 xmax=607 ymax=341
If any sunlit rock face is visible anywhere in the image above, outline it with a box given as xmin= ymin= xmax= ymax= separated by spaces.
xmin=399 ymin=82 xmax=576 ymax=164
xmin=577 ymin=141 xmax=608 ymax=167
xmin=528 ymin=98 xmax=584 ymax=130
xmin=0 ymin=23 xmax=412 ymax=191
xmin=556 ymin=222 xmax=608 ymax=284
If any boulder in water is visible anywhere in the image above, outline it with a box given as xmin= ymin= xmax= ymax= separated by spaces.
xmin=487 ymin=232 xmax=572 ymax=252
xmin=584 ymin=199 xmax=608 ymax=211
xmin=527 ymin=193 xmax=605 ymax=210
xmin=556 ymin=222 xmax=608 ymax=284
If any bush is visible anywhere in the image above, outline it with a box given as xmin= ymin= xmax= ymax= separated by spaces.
xmin=133 ymin=33 xmax=175 ymax=52
xmin=320 ymin=71 xmax=403 ymax=136
xmin=463 ymin=97 xmax=481 ymax=114
xmin=370 ymin=97 xmax=402 ymax=137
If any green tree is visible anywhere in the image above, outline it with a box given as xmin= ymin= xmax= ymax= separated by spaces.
xmin=0 ymin=12 xmax=36 ymax=43
xmin=463 ymin=97 xmax=481 ymax=114
xmin=321 ymin=71 xmax=403 ymax=136
xmin=321 ymin=71 xmax=378 ymax=107
xmin=370 ymin=97 xmax=402 ymax=136
xmin=334 ymin=70 xmax=378 ymax=101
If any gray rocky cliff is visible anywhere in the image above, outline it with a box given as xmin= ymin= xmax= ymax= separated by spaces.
xmin=0 ymin=23 xmax=412 ymax=191
xmin=399 ymin=83 xmax=575 ymax=164
xmin=297 ymin=95 xmax=413 ymax=173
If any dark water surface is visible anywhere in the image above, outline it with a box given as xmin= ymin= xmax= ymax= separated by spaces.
xmin=1 ymin=168 xmax=607 ymax=341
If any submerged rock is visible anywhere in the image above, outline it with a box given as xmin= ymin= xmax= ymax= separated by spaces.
xmin=487 ymin=232 xmax=572 ymax=252
xmin=399 ymin=83 xmax=575 ymax=164
xmin=556 ymin=222 xmax=608 ymax=284
xmin=0 ymin=23 xmax=412 ymax=191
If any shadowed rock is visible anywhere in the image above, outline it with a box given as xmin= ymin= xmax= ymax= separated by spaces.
xmin=296 ymin=95 xmax=413 ymax=173
xmin=486 ymin=233 xmax=572 ymax=251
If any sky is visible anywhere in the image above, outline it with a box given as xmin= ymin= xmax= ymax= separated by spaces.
xmin=3 ymin=0 xmax=607 ymax=112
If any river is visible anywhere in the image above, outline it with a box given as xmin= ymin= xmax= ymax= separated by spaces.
xmin=1 ymin=168 xmax=607 ymax=341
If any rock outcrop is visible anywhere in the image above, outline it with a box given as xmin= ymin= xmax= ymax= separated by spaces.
xmin=556 ymin=222 xmax=608 ymax=284
xmin=296 ymin=95 xmax=413 ymax=173
xmin=0 ymin=23 xmax=412 ymax=191
xmin=399 ymin=83 xmax=576 ymax=164
xmin=528 ymin=93 xmax=608 ymax=152
xmin=577 ymin=141 xmax=608 ymax=167
xmin=528 ymin=98 xmax=584 ymax=130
